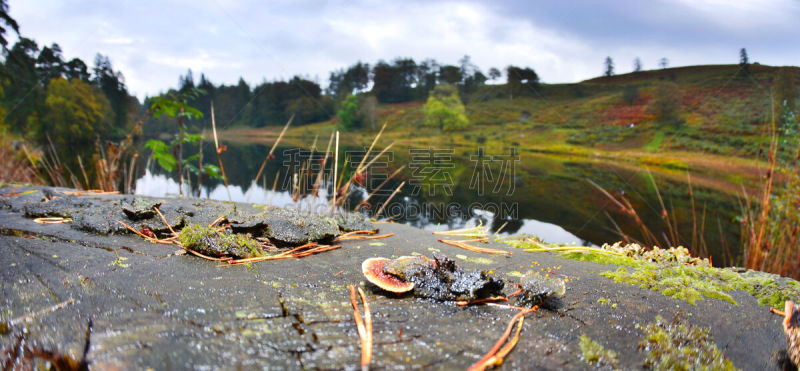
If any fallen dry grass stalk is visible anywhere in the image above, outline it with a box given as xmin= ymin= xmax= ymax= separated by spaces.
xmin=467 ymin=307 xmax=537 ymax=371
xmin=349 ymin=285 xmax=373 ymax=369
xmin=437 ymin=238 xmax=512 ymax=256
xmin=33 ymin=217 xmax=72 ymax=224
xmin=59 ymin=190 xmax=120 ymax=196
xmin=226 ymin=243 xmax=343 ymax=264
xmin=522 ymin=238 xmax=626 ymax=257
xmin=456 ymin=296 xmax=508 ymax=306
xmin=9 ymin=298 xmax=75 ymax=326
xmin=432 ymin=224 xmax=489 ymax=239
xmin=334 ymin=232 xmax=395 ymax=242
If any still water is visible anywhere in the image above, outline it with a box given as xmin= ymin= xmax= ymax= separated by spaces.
xmin=134 ymin=140 xmax=742 ymax=264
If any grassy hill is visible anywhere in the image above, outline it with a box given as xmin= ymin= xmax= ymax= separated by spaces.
xmin=223 ymin=64 xmax=798 ymax=185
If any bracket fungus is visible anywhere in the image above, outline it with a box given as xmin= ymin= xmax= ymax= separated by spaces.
xmin=362 ymin=253 xmax=504 ymax=301
xmin=362 ymin=257 xmax=415 ymax=293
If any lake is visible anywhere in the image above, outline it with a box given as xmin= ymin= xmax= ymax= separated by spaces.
xmin=133 ymin=139 xmax=743 ymax=265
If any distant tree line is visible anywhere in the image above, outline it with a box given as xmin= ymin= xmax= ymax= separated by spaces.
xmin=148 ymin=55 xmax=538 ymax=133
xmin=0 ymin=37 xmax=138 ymax=147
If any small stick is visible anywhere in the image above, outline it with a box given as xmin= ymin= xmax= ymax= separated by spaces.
xmin=184 ymin=248 xmax=230 ymax=261
xmin=522 ymin=239 xmax=626 ymax=257
xmin=334 ymin=270 xmax=345 ymax=276
xmin=448 ymin=238 xmax=489 ymax=243
xmin=349 ymin=285 xmax=373 ymax=369
xmin=506 ymin=288 xmax=524 ymax=298
xmin=338 ymin=230 xmax=378 ymax=238
xmin=334 ymin=233 xmax=394 ymax=242
xmin=494 ymin=221 xmax=509 ymax=235
xmin=60 ymin=190 xmax=120 ymax=196
xmin=485 ymin=303 xmax=531 ymax=311
xmin=9 ymin=298 xmax=76 ymax=326
xmin=770 ymin=307 xmax=786 ymax=317
xmin=152 ymin=206 xmax=177 ymax=236
xmin=374 ymin=181 xmax=405 ymax=219
xmin=456 ymin=296 xmax=508 ymax=306
xmin=209 ymin=215 xmax=226 ymax=228
xmin=116 ymin=220 xmax=175 ymax=245
xmin=467 ymin=307 xmax=537 ymax=371
xmin=370 ymin=221 xmax=393 ymax=225
xmin=33 ymin=217 xmax=72 ymax=224
xmin=438 ymin=239 xmax=512 ymax=256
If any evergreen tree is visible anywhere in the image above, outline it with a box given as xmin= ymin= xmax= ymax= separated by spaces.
xmin=0 ymin=0 xmax=19 ymax=48
xmin=739 ymin=48 xmax=750 ymax=76
xmin=604 ymin=57 xmax=614 ymax=77
xmin=633 ymin=57 xmax=642 ymax=73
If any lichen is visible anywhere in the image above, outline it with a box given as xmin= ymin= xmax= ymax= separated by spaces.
xmin=578 ymin=335 xmax=618 ymax=368
xmin=639 ymin=315 xmax=739 ymax=370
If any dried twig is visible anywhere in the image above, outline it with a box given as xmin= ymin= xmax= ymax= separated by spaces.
xmin=33 ymin=217 xmax=72 ymax=224
xmin=59 ymin=190 xmax=120 ymax=196
xmin=350 ymin=285 xmax=373 ymax=369
xmin=9 ymin=298 xmax=75 ymax=326
xmin=334 ymin=233 xmax=395 ymax=242
xmin=467 ymin=307 xmax=537 ymax=371
xmin=438 ymin=238 xmax=512 ymax=256
xmin=432 ymin=224 xmax=489 ymax=239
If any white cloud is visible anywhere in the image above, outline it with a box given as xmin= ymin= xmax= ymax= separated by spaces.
xmin=7 ymin=0 xmax=800 ymax=99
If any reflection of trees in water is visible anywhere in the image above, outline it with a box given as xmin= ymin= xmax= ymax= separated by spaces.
xmin=133 ymin=141 xmax=742 ymax=264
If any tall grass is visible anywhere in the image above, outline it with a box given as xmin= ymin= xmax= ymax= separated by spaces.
xmin=741 ymin=105 xmax=800 ymax=279
xmin=0 ymin=128 xmax=40 ymax=185
xmin=589 ymin=172 xmax=710 ymax=261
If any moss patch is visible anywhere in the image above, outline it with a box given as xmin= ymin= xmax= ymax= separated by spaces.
xmin=600 ymin=264 xmax=800 ymax=307
xmin=503 ymin=238 xmax=800 ymax=307
xmin=601 ymin=265 xmax=738 ymax=305
xmin=639 ymin=315 xmax=738 ymax=370
xmin=179 ymin=224 xmax=264 ymax=258
xmin=578 ymin=335 xmax=618 ymax=368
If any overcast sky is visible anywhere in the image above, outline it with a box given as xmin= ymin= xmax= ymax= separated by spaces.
xmin=9 ymin=0 xmax=800 ymax=99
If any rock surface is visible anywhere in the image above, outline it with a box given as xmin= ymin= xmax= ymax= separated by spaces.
xmin=0 ymin=186 xmax=792 ymax=369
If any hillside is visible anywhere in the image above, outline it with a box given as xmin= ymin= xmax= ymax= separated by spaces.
xmin=223 ymin=64 xmax=798 ymax=186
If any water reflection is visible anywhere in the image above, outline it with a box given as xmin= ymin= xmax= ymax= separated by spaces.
xmin=133 ymin=141 xmax=742 ymax=264
xmin=134 ymin=168 xmax=588 ymax=244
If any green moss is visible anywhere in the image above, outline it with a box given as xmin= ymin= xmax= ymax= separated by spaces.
xmin=559 ymin=250 xmax=642 ymax=267
xmin=640 ymin=315 xmax=739 ymax=370
xmin=178 ymin=224 xmax=264 ymax=258
xmin=601 ymin=265 xmax=738 ymax=305
xmin=578 ymin=335 xmax=618 ymax=368
xmin=600 ymin=264 xmax=800 ymax=307
xmin=503 ymin=237 xmax=800 ymax=307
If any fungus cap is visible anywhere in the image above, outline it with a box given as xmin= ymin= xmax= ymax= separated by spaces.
xmin=362 ymin=257 xmax=414 ymax=293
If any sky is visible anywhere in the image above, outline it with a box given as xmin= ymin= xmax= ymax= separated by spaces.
xmin=9 ymin=0 xmax=800 ymax=99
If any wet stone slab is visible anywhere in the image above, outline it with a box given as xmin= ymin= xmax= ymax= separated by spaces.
xmin=0 ymin=186 xmax=791 ymax=369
